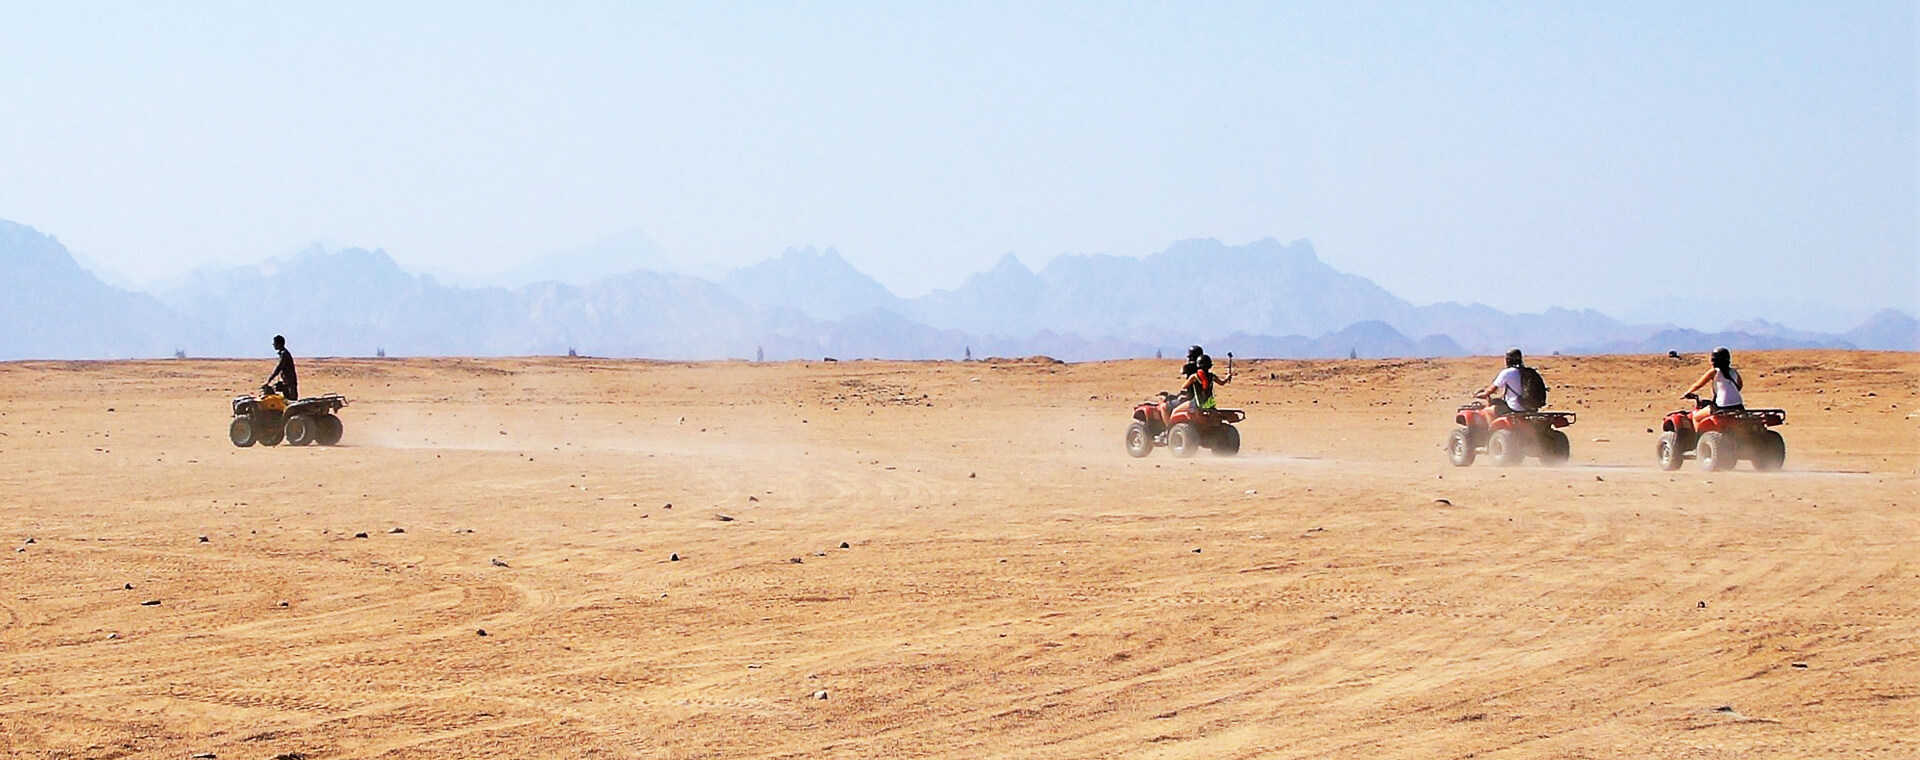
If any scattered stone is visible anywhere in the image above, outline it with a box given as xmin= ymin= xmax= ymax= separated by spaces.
xmin=107 ymin=632 xmax=121 ymax=639
xmin=839 ymin=542 xmax=850 ymax=549
xmin=490 ymin=558 xmax=510 ymax=567
xmin=123 ymin=583 xmax=133 ymax=590
xmin=198 ymin=535 xmax=209 ymax=543
xmin=670 ymin=553 xmax=680 ymax=562
xmin=1792 ymin=662 xmax=1808 ymax=669
xmin=1697 ymin=601 xmax=1708 ymax=609
xmin=812 ymin=690 xmax=829 ymax=700
xmin=192 ymin=753 xmax=216 ymax=759
xmin=277 ymin=601 xmax=289 ymax=607
xmin=1595 ymin=475 xmax=1605 ymax=482
xmin=476 ymin=629 xmax=488 ymax=636
xmin=1433 ymin=498 xmax=1452 ymax=506
xmin=969 ymin=472 xmax=976 ymax=479
xmin=1244 ymin=489 xmax=1257 ymax=495
xmin=1191 ymin=548 xmax=1202 ymax=554
xmin=716 ymin=514 xmax=735 ymax=522
xmin=140 ymin=599 xmax=161 ymax=606
xmin=664 ymin=503 xmax=673 ymax=509
xmin=389 ymin=527 xmax=405 ymax=534
xmin=790 ymin=557 xmax=804 ymax=564
xmin=1591 ymin=437 xmax=1610 ymax=443
xmin=272 ymin=753 xmax=308 ymax=760
xmin=23 ymin=537 xmax=33 ymax=544
xmin=747 ymin=495 xmax=759 ymax=502
xmin=354 ymin=532 xmax=370 ymax=539
xmin=1645 ymin=427 xmax=1655 ymax=434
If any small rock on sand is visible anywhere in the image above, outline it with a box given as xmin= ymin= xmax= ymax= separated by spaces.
xmin=840 ymin=541 xmax=850 ymax=549
xmin=670 ymin=553 xmax=680 ymax=562
xmin=354 ymin=532 xmax=369 ymax=539
xmin=1433 ymin=498 xmax=1453 ymax=506
xmin=716 ymin=514 xmax=735 ymax=522
xmin=490 ymin=558 xmax=510 ymax=567
xmin=140 ymin=599 xmax=161 ymax=606
xmin=812 ymin=690 xmax=829 ymax=700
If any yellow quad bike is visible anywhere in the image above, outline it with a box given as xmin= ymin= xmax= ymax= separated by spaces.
xmin=229 ymin=384 xmax=348 ymax=447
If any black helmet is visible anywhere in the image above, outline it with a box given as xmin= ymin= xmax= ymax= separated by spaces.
xmin=1505 ymin=348 xmax=1523 ymax=368
xmin=1180 ymin=361 xmax=1197 ymax=376
xmin=1711 ymin=346 xmax=1731 ymax=369
xmin=1197 ymin=355 xmax=1213 ymax=370
xmin=1187 ymin=345 xmax=1205 ymax=361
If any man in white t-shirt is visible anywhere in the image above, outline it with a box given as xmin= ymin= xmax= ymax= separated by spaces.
xmin=1475 ymin=348 xmax=1533 ymax=415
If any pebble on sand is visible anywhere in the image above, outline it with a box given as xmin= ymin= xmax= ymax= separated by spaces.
xmin=716 ymin=514 xmax=736 ymax=522
xmin=389 ymin=527 xmax=405 ymax=534
xmin=670 ymin=553 xmax=680 ymax=561
xmin=140 ymin=599 xmax=161 ymax=606
xmin=840 ymin=541 xmax=851 ymax=549
xmin=476 ymin=629 xmax=488 ymax=636
xmin=354 ymin=532 xmax=370 ymax=539
xmin=812 ymin=690 xmax=829 ymax=700
xmin=490 ymin=558 xmax=510 ymax=567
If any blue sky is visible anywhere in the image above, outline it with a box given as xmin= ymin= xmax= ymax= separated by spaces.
xmin=1 ymin=2 xmax=1912 ymax=328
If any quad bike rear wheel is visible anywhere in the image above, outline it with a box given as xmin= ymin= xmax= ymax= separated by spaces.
xmin=1539 ymin=429 xmax=1571 ymax=466
xmin=229 ymin=416 xmax=256 ymax=448
xmin=284 ymin=415 xmax=317 ymax=447
xmin=316 ymin=413 xmax=344 ymax=446
xmin=1487 ymin=429 xmax=1526 ymax=467
xmin=1696 ymin=431 xmax=1734 ymax=471
xmin=1656 ymin=431 xmax=1684 ymax=470
xmin=1210 ymin=425 xmax=1241 ymax=457
xmin=1125 ymin=420 xmax=1154 ymax=458
xmin=1446 ymin=427 xmax=1475 ymax=466
xmin=1750 ymin=430 xmax=1785 ymax=471
xmin=1167 ymin=422 xmax=1201 ymax=458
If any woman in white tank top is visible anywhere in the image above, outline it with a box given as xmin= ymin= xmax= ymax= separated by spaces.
xmin=1683 ymin=346 xmax=1745 ymax=412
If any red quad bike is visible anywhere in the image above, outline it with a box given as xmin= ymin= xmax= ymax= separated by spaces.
xmin=1126 ymin=392 xmax=1245 ymax=458
xmin=1656 ymin=393 xmax=1786 ymax=471
xmin=1446 ymin=400 xmax=1576 ymax=467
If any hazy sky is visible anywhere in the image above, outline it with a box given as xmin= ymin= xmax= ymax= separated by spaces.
xmin=1 ymin=2 xmax=1913 ymax=323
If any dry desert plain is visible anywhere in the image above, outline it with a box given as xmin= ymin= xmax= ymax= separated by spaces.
xmin=1 ymin=351 xmax=1916 ymax=759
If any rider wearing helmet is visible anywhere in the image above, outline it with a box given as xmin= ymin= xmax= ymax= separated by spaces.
xmin=1682 ymin=347 xmax=1744 ymax=420
xmin=1475 ymin=348 xmax=1533 ymax=416
xmin=1179 ymin=353 xmax=1232 ymax=415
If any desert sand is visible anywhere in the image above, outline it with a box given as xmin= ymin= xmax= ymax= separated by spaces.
xmin=1 ymin=351 xmax=1915 ymax=759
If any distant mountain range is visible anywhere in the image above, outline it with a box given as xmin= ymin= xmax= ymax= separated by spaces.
xmin=1 ymin=217 xmax=1913 ymax=361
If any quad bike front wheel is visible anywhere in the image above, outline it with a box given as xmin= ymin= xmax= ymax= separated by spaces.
xmin=1656 ymin=431 xmax=1684 ymax=470
xmin=1446 ymin=427 xmax=1475 ymax=466
xmin=1487 ymin=429 xmax=1526 ymax=467
xmin=1167 ymin=422 xmax=1201 ymax=458
xmin=1210 ymin=425 xmax=1241 ymax=457
xmin=1125 ymin=420 xmax=1154 ymax=458
xmin=284 ymin=415 xmax=318 ymax=447
xmin=1696 ymin=431 xmax=1735 ymax=471
xmin=316 ymin=413 xmax=344 ymax=446
xmin=229 ymin=416 xmax=256 ymax=448
xmin=1750 ymin=430 xmax=1785 ymax=471
xmin=1539 ymin=429 xmax=1571 ymax=466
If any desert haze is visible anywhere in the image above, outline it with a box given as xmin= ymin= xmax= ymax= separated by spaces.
xmin=2 ymin=351 xmax=1915 ymax=758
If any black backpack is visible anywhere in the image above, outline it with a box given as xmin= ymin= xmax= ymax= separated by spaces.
xmin=1519 ymin=366 xmax=1548 ymax=410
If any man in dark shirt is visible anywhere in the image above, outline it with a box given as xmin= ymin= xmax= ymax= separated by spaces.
xmin=267 ymin=334 xmax=298 ymax=400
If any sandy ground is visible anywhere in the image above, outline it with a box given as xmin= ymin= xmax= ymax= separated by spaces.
xmin=1 ymin=351 xmax=1915 ymax=759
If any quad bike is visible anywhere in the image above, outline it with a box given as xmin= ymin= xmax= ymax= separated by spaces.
xmin=230 ymin=384 xmax=348 ymax=448
xmin=1656 ymin=393 xmax=1786 ymax=471
xmin=1126 ymin=392 xmax=1245 ymax=458
xmin=1446 ymin=400 xmax=1577 ymax=466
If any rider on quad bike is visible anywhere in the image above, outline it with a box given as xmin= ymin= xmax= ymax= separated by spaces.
xmin=1128 ymin=351 xmax=1243 ymax=458
xmin=1447 ymin=348 xmax=1576 ymax=466
xmin=1656 ymin=347 xmax=1786 ymax=471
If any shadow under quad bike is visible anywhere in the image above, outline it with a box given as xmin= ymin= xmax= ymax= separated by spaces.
xmin=230 ymin=384 xmax=348 ymax=448
xmin=1656 ymin=393 xmax=1786 ymax=471
xmin=1446 ymin=400 xmax=1577 ymax=467
xmin=1126 ymin=391 xmax=1245 ymax=458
